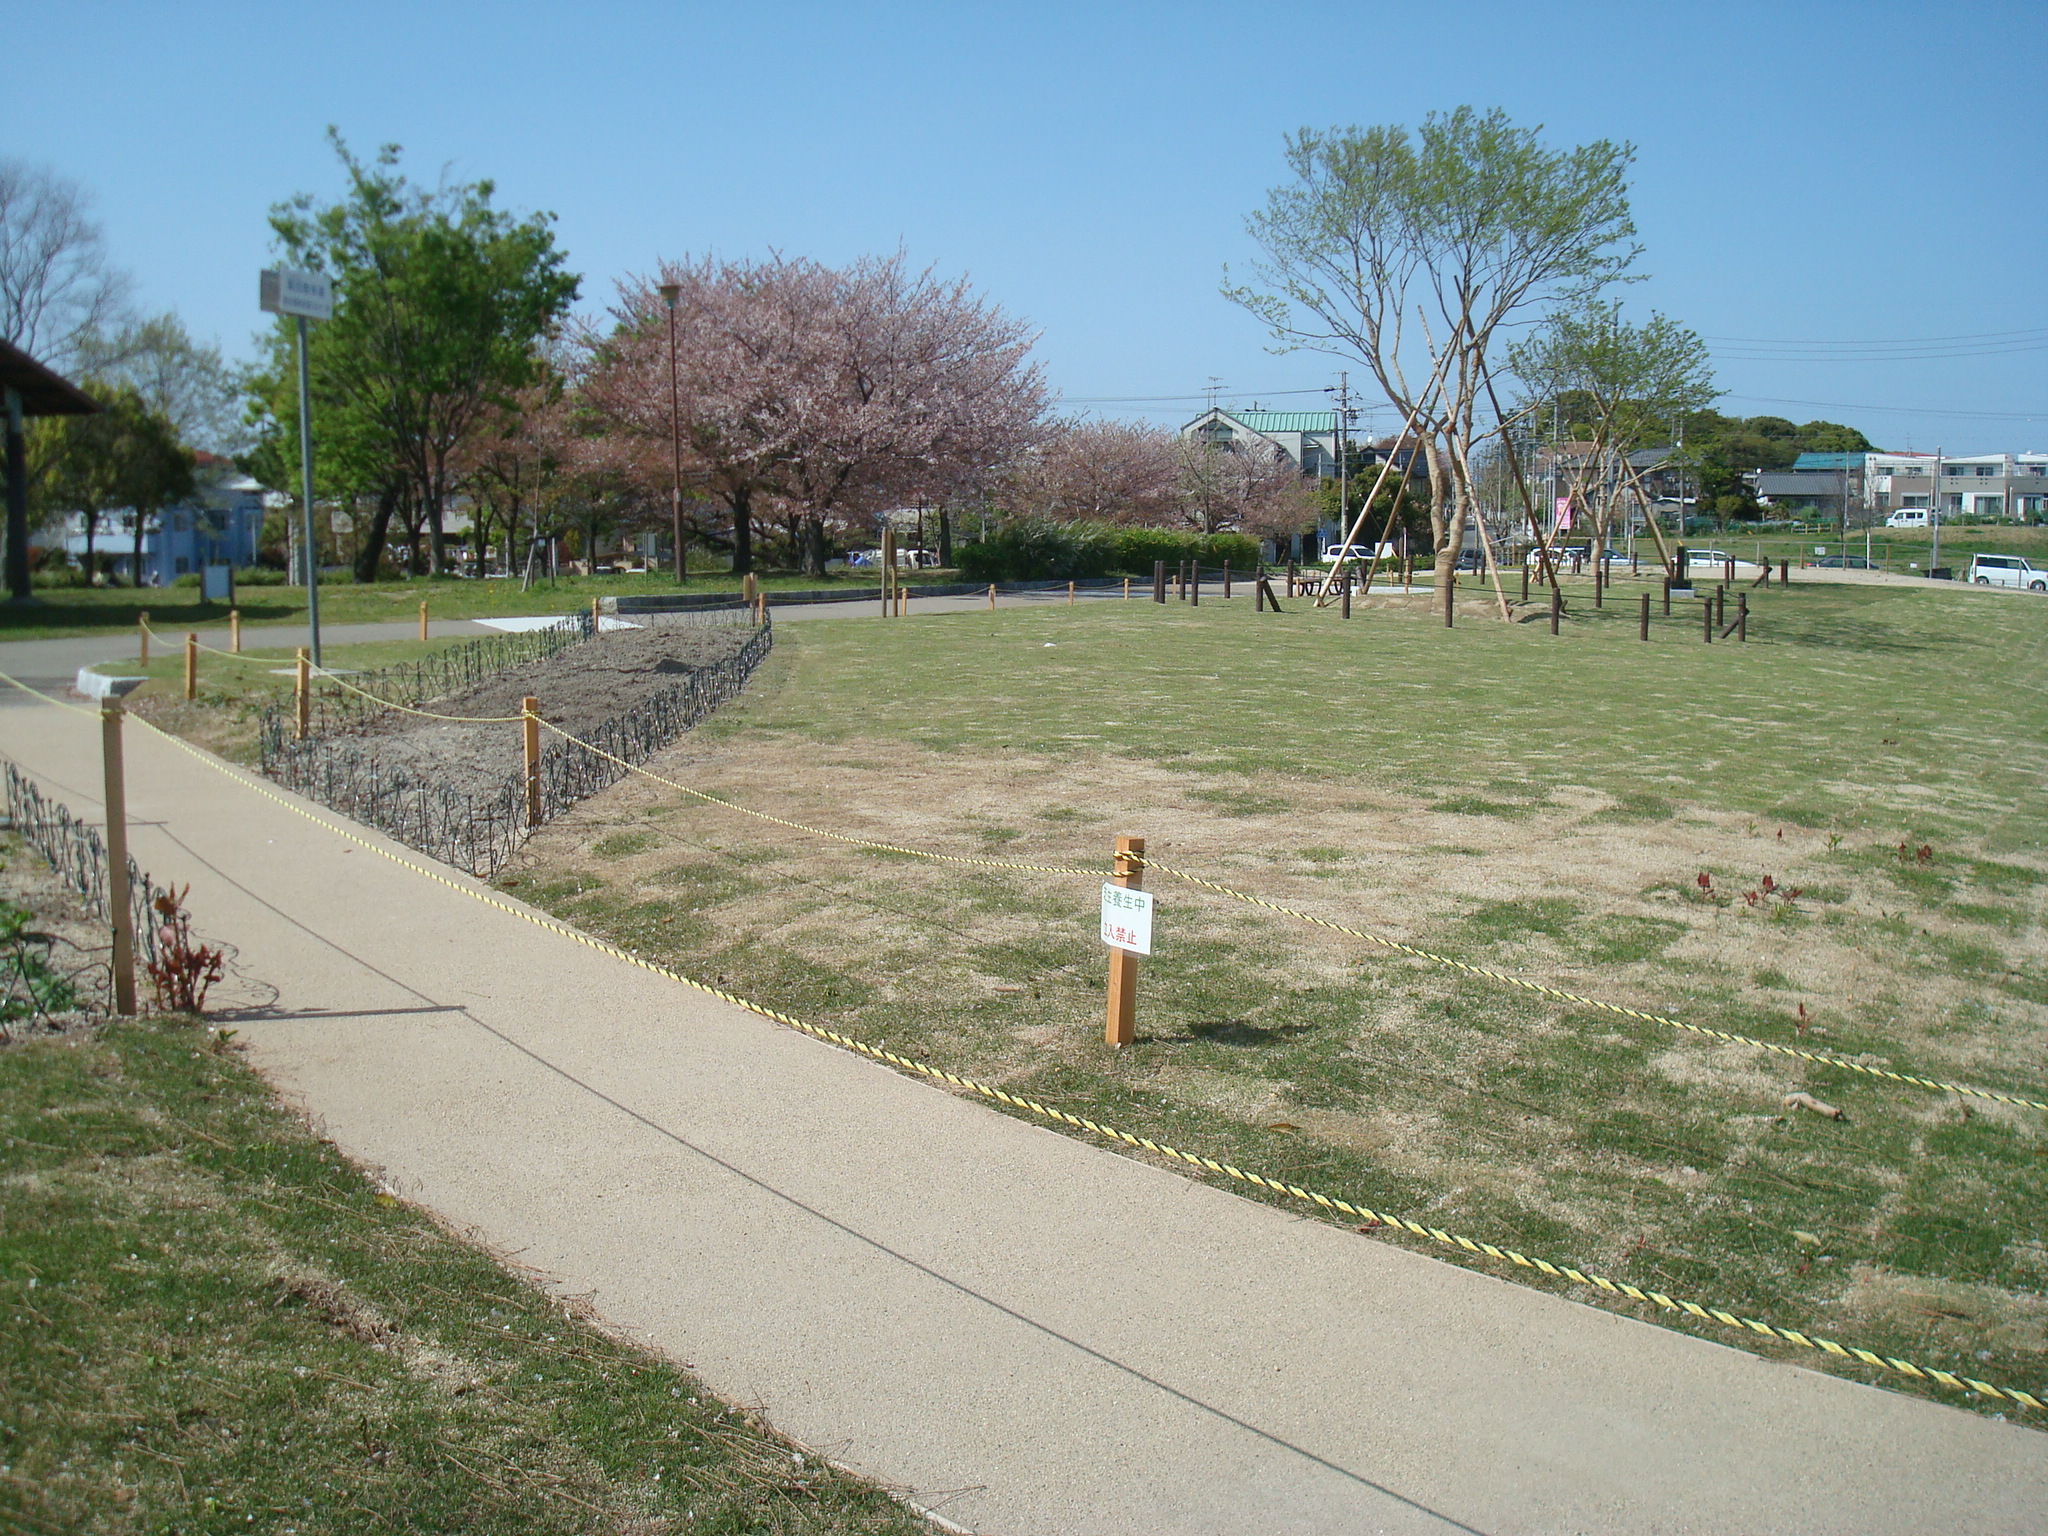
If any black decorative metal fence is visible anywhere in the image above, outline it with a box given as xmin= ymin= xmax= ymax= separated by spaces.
xmin=258 ymin=616 xmax=773 ymax=877
xmin=3 ymin=759 xmax=169 ymax=967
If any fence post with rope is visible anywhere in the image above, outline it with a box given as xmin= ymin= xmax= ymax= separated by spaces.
xmin=1104 ymin=834 xmax=1144 ymax=1047
xmin=294 ymin=648 xmax=310 ymax=741
xmin=523 ymin=696 xmax=542 ymax=827
xmin=100 ymin=702 xmax=138 ymax=1015
xmin=138 ymin=611 xmax=149 ymax=666
xmin=184 ymin=633 xmax=198 ymax=701
xmin=229 ymin=608 xmax=241 ymax=653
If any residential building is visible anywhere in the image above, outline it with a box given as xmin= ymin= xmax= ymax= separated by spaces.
xmin=40 ymin=458 xmax=268 ymax=583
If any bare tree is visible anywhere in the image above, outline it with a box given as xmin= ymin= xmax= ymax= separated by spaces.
xmin=77 ymin=314 xmax=248 ymax=455
xmin=0 ymin=161 xmax=132 ymax=371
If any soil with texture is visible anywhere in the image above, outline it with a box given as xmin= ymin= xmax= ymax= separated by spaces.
xmin=344 ymin=626 xmax=750 ymax=801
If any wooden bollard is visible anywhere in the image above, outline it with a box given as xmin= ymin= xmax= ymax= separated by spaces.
xmin=1632 ymin=551 xmax=1640 ymax=575
xmin=1550 ymin=586 xmax=1561 ymax=636
xmin=1639 ymin=591 xmax=1650 ymax=641
xmin=591 ymin=597 xmax=602 ymax=633
xmin=1403 ymin=556 xmax=1413 ymax=593
xmin=1779 ymin=559 xmax=1789 ymax=587
xmin=1737 ymin=592 xmax=1748 ymax=642
xmin=1104 ymin=834 xmax=1144 ymax=1047
xmin=229 ymin=608 xmax=242 ymax=653
xmin=1341 ymin=578 xmax=1351 ymax=619
xmin=294 ymin=647 xmax=311 ymax=739
xmin=1122 ymin=577 xmax=1130 ymax=600
xmin=1153 ymin=560 xmax=1166 ymax=603
xmin=1663 ymin=578 xmax=1672 ymax=616
xmin=1702 ymin=599 xmax=1712 ymax=644
xmin=100 ymin=703 xmax=137 ymax=1016
xmin=184 ymin=632 xmax=197 ymax=701
xmin=1068 ymin=580 xmax=1075 ymax=605
xmin=989 ymin=584 xmax=998 ymax=610
xmin=418 ymin=599 xmax=428 ymax=642
xmin=1715 ymin=585 xmax=1726 ymax=628
xmin=1444 ymin=572 xmax=1455 ymax=627
xmin=1222 ymin=562 xmax=1232 ymax=599
xmin=1594 ymin=560 xmax=1603 ymax=608
xmin=1287 ymin=560 xmax=1298 ymax=598
xmin=1520 ymin=563 xmax=1529 ymax=604
xmin=1724 ymin=557 xmax=1734 ymax=585
xmin=522 ymin=695 xmax=542 ymax=827
xmin=1189 ymin=566 xmax=1199 ymax=606
xmin=138 ymin=611 xmax=149 ymax=666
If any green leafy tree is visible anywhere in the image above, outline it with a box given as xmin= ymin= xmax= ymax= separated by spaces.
xmin=248 ymin=133 xmax=579 ymax=579
xmin=1229 ymin=106 xmax=1639 ymax=618
xmin=32 ymin=382 xmax=193 ymax=582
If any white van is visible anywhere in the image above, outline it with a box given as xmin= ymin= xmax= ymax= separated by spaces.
xmin=1967 ymin=554 xmax=2047 ymax=591
xmin=1886 ymin=509 xmax=1930 ymax=528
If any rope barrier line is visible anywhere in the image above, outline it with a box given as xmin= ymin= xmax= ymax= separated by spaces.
xmin=531 ymin=718 xmax=1103 ymax=879
xmin=1137 ymin=858 xmax=2048 ymax=1114
xmin=96 ymin=709 xmax=2043 ymax=1417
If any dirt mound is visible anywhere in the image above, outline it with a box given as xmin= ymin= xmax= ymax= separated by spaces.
xmin=351 ymin=625 xmax=749 ymax=800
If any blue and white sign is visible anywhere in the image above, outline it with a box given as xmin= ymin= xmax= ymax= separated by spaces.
xmin=259 ymin=267 xmax=333 ymax=321
xmin=1100 ymin=883 xmax=1154 ymax=955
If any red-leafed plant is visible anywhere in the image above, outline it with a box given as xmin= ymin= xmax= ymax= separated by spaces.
xmin=144 ymin=884 xmax=225 ymax=1014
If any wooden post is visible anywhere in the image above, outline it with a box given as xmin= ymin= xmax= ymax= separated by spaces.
xmin=1724 ymin=557 xmax=1734 ymax=585
xmin=1341 ymin=578 xmax=1351 ymax=619
xmin=1639 ymin=591 xmax=1650 ymax=641
xmin=1402 ymin=555 xmax=1412 ymax=593
xmin=1067 ymin=580 xmax=1075 ymax=605
xmin=101 ymin=704 xmax=137 ymax=1016
xmin=523 ymin=696 xmax=542 ymax=827
xmin=1715 ymin=584 xmax=1726 ymax=628
xmin=229 ymin=608 xmax=241 ymax=653
xmin=1550 ymin=586 xmax=1561 ymax=635
xmin=881 ymin=529 xmax=895 ymax=616
xmin=989 ymin=583 xmax=997 ymax=610
xmin=183 ymin=633 xmax=197 ymax=701
xmin=1189 ymin=565 xmax=1199 ymax=606
xmin=418 ymin=599 xmax=428 ymax=642
xmin=294 ymin=647 xmax=311 ymax=740
xmin=1222 ymin=562 xmax=1232 ymax=599
xmin=138 ymin=611 xmax=149 ymax=666
xmin=1779 ymin=559 xmax=1789 ymax=587
xmin=591 ymin=597 xmax=602 ymax=633
xmin=1153 ymin=560 xmax=1166 ymax=603
xmin=1702 ymin=599 xmax=1712 ymax=644
xmin=1663 ymin=578 xmax=1672 ymax=616
xmin=1123 ymin=576 xmax=1130 ymax=600
xmin=1287 ymin=560 xmax=1298 ymax=598
xmin=1104 ymin=835 xmax=1143 ymax=1047
xmin=1520 ymin=562 xmax=1529 ymax=604
xmin=1737 ymin=592 xmax=1748 ymax=642
xmin=1632 ymin=551 xmax=1640 ymax=575
xmin=1594 ymin=560 xmax=1604 ymax=608
xmin=1444 ymin=572 xmax=1455 ymax=627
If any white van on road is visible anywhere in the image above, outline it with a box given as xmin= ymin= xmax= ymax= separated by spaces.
xmin=1886 ymin=509 xmax=1931 ymax=528
xmin=1967 ymin=554 xmax=2048 ymax=591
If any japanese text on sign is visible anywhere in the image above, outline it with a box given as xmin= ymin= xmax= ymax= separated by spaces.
xmin=1100 ymin=883 xmax=1154 ymax=955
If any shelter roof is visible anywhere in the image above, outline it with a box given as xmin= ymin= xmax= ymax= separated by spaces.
xmin=0 ymin=338 xmax=98 ymax=416
xmin=1228 ymin=410 xmax=1337 ymax=434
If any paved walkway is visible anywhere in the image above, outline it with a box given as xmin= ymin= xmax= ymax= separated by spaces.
xmin=1 ymin=694 xmax=2044 ymax=1534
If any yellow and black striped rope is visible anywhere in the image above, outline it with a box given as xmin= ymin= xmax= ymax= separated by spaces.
xmin=1138 ymin=857 xmax=2048 ymax=1114
xmin=67 ymin=706 xmax=2041 ymax=1417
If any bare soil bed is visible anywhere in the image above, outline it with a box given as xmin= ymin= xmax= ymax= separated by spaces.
xmin=347 ymin=624 xmax=749 ymax=800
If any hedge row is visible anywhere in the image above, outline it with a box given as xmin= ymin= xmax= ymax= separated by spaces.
xmin=956 ymin=522 xmax=1261 ymax=582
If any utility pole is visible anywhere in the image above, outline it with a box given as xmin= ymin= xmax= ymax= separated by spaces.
xmin=1931 ymin=445 xmax=1943 ymax=573
xmin=659 ymin=282 xmax=687 ymax=583
xmin=1336 ymin=371 xmax=1350 ymax=544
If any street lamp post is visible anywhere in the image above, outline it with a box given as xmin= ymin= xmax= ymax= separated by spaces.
xmin=658 ymin=282 xmax=686 ymax=584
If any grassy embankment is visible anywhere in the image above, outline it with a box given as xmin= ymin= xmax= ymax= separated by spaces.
xmin=496 ymin=574 xmax=2048 ymax=1415
xmin=0 ymin=833 xmax=933 ymax=1535
xmin=2 ymin=568 xmax=936 ymax=642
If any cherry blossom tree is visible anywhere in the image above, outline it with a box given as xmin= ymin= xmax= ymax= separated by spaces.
xmin=1006 ymin=417 xmax=1181 ymax=525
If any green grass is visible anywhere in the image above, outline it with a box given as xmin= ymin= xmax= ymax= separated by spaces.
xmin=5 ymin=569 xmax=927 ymax=641
xmin=495 ymin=580 xmax=2048 ymax=1416
xmin=0 ymin=1006 xmax=930 ymax=1531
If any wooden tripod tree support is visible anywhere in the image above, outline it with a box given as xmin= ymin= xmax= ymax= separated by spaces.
xmin=101 ymin=704 xmax=137 ymax=1015
xmin=523 ymin=696 xmax=542 ymax=827
xmin=1104 ymin=835 xmax=1144 ymax=1047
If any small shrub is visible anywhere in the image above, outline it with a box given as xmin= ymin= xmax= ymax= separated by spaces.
xmin=144 ymin=885 xmax=225 ymax=1013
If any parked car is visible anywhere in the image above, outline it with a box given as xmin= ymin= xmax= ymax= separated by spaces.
xmin=1807 ymin=555 xmax=1875 ymax=569
xmin=1967 ymin=553 xmax=2048 ymax=591
xmin=1318 ymin=543 xmax=1396 ymax=563
xmin=1886 ymin=509 xmax=1931 ymax=528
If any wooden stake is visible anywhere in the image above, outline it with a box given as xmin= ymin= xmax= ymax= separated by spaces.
xmin=229 ymin=608 xmax=241 ymax=653
xmin=1104 ymin=835 xmax=1143 ymax=1047
xmin=295 ymin=647 xmax=310 ymax=740
xmin=138 ymin=611 xmax=149 ymax=666
xmin=1444 ymin=572 xmax=1455 ymax=627
xmin=101 ymin=704 xmax=137 ymax=1016
xmin=1189 ymin=566 xmax=1199 ymax=606
xmin=1780 ymin=559 xmax=1789 ymax=587
xmin=1341 ymin=579 xmax=1351 ymax=619
xmin=989 ymin=583 xmax=998 ymax=610
xmin=591 ymin=597 xmax=603 ymax=633
xmin=419 ymin=599 xmax=428 ymax=642
xmin=183 ymin=633 xmax=197 ymax=701
xmin=1702 ymin=600 xmax=1712 ymax=644
xmin=1153 ymin=560 xmax=1166 ymax=603
xmin=1639 ymin=591 xmax=1650 ymax=641
xmin=1068 ymin=580 xmax=1075 ymax=605
xmin=1521 ymin=562 xmax=1529 ymax=604
xmin=1551 ymin=587 xmax=1561 ymax=635
xmin=1123 ymin=576 xmax=1130 ymax=600
xmin=1737 ymin=592 xmax=1748 ymax=642
xmin=523 ymin=696 xmax=542 ymax=827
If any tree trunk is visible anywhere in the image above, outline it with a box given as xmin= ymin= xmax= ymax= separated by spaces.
xmin=729 ymin=484 xmax=753 ymax=575
xmin=426 ymin=476 xmax=447 ymax=576
xmin=83 ymin=511 xmax=98 ymax=585
xmin=801 ymin=515 xmax=829 ymax=577
xmin=937 ymin=507 xmax=953 ymax=567
xmin=353 ymin=483 xmax=400 ymax=582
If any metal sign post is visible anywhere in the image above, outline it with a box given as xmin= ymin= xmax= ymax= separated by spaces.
xmin=261 ymin=269 xmax=333 ymax=668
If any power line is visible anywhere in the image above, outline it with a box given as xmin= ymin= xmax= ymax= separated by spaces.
xmin=1718 ymin=393 xmax=2048 ymax=421
xmin=1705 ymin=324 xmax=2048 ymax=346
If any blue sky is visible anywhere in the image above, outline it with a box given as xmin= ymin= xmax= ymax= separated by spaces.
xmin=8 ymin=0 xmax=2044 ymax=452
